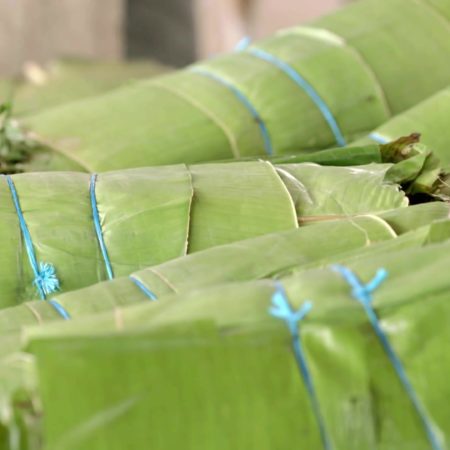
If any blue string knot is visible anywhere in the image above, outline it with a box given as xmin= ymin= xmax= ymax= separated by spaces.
xmin=269 ymin=284 xmax=332 ymax=450
xmin=332 ymin=264 xmax=387 ymax=305
xmin=5 ymin=175 xmax=60 ymax=300
xmin=333 ymin=264 xmax=442 ymax=450
xmin=34 ymin=262 xmax=60 ymax=296
xmin=269 ymin=285 xmax=312 ymax=335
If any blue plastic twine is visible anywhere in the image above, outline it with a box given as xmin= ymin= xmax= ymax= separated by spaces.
xmin=48 ymin=299 xmax=71 ymax=320
xmin=369 ymin=132 xmax=389 ymax=144
xmin=332 ymin=264 xmax=443 ymax=450
xmin=234 ymin=36 xmax=252 ymax=52
xmin=247 ymin=47 xmax=346 ymax=147
xmin=270 ymin=284 xmax=333 ymax=450
xmin=130 ymin=276 xmax=158 ymax=301
xmin=6 ymin=176 xmax=60 ymax=300
xmin=90 ymin=174 xmax=114 ymax=280
xmin=190 ymin=67 xmax=273 ymax=155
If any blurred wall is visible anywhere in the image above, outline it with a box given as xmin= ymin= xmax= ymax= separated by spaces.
xmin=195 ymin=0 xmax=349 ymax=58
xmin=0 ymin=0 xmax=349 ymax=75
xmin=0 ymin=0 xmax=123 ymax=76
xmin=126 ymin=0 xmax=196 ymax=67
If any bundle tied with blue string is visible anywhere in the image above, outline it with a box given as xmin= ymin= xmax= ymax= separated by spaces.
xmin=269 ymin=285 xmax=332 ymax=450
xmin=5 ymin=175 xmax=60 ymax=300
xmin=332 ymin=265 xmax=443 ymax=450
xmin=1 ymin=199 xmax=450 ymax=346
xmin=0 ymin=139 xmax=447 ymax=310
xmin=2 ymin=0 xmax=449 ymax=173
xmin=11 ymin=238 xmax=450 ymax=449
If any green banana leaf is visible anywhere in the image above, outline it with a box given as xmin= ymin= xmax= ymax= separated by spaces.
xmin=9 ymin=59 xmax=169 ymax=117
xmin=6 ymin=0 xmax=450 ymax=173
xmin=355 ymin=87 xmax=450 ymax=169
xmin=13 ymin=238 xmax=450 ymax=449
xmin=2 ymin=146 xmax=439 ymax=307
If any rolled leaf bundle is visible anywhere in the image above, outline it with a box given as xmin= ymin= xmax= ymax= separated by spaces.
xmin=0 ymin=215 xmax=412 ymax=447
xmin=12 ymin=238 xmax=450 ymax=449
xmin=356 ymin=87 xmax=450 ymax=168
xmin=0 ymin=161 xmax=292 ymax=306
xmin=0 ymin=141 xmax=444 ymax=307
xmin=0 ymin=205 xmax=448 ymax=342
xmin=0 ymin=183 xmax=447 ymax=447
xmin=8 ymin=0 xmax=450 ymax=172
xmin=0 ymin=216 xmax=398 ymax=337
xmin=0 ymin=215 xmax=449 ymax=447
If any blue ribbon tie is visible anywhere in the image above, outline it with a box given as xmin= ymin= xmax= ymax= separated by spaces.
xmin=6 ymin=175 xmax=60 ymax=299
xmin=90 ymin=174 xmax=114 ymax=280
xmin=191 ymin=67 xmax=273 ymax=155
xmin=130 ymin=276 xmax=158 ymax=301
xmin=270 ymin=283 xmax=332 ymax=450
xmin=247 ymin=47 xmax=346 ymax=147
xmin=333 ymin=264 xmax=442 ymax=450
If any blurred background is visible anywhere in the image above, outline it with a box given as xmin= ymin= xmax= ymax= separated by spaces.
xmin=0 ymin=0 xmax=352 ymax=76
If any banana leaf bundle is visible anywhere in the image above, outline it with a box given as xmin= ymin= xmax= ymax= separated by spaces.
xmin=355 ymin=87 xmax=450 ymax=168
xmin=0 ymin=205 xmax=448 ymax=448
xmin=0 ymin=216 xmax=401 ymax=370
xmin=0 ymin=204 xmax=447 ymax=343
xmin=0 ymin=141 xmax=445 ymax=308
xmin=10 ymin=59 xmax=169 ymax=117
xmin=5 ymin=0 xmax=450 ymax=173
xmin=0 ymin=154 xmax=447 ymax=448
xmin=4 ymin=235 xmax=450 ymax=449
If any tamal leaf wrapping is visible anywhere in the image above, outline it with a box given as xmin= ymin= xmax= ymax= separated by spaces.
xmin=22 ymin=240 xmax=450 ymax=449
xmin=14 ymin=0 xmax=450 ymax=172
xmin=0 ymin=154 xmax=429 ymax=307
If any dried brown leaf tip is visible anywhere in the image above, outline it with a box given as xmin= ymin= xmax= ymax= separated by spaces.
xmin=381 ymin=133 xmax=422 ymax=163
